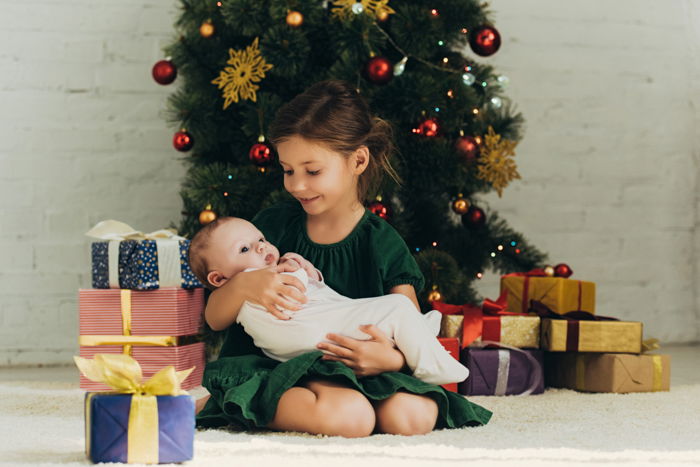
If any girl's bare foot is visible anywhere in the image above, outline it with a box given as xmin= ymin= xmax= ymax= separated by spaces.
xmin=195 ymin=395 xmax=211 ymax=415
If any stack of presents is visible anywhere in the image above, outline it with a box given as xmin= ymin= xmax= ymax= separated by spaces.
xmin=76 ymin=220 xmax=205 ymax=463
xmin=435 ymin=267 xmax=671 ymax=395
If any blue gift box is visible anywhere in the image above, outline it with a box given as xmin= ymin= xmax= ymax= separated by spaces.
xmin=85 ymin=393 xmax=195 ymax=464
xmin=91 ymin=239 xmax=201 ymax=290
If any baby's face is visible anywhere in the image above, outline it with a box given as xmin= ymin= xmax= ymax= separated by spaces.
xmin=206 ymin=218 xmax=280 ymax=285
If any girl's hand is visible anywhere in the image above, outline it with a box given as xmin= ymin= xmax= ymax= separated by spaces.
xmin=236 ymin=263 xmax=308 ymax=320
xmin=316 ymin=325 xmax=406 ymax=377
xmin=280 ymin=252 xmax=321 ymax=281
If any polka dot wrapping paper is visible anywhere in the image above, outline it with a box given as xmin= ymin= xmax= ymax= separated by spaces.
xmin=91 ymin=239 xmax=201 ymax=290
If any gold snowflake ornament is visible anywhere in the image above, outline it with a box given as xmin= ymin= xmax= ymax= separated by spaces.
xmin=211 ymin=37 xmax=273 ymax=109
xmin=476 ymin=126 xmax=520 ymax=197
xmin=331 ymin=0 xmax=395 ymax=21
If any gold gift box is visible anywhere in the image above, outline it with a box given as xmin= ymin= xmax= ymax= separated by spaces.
xmin=541 ymin=318 xmax=642 ymax=353
xmin=545 ymin=353 xmax=670 ymax=393
xmin=501 ymin=276 xmax=595 ymax=315
xmin=439 ymin=315 xmax=464 ymax=340
xmin=471 ymin=315 xmax=540 ymax=348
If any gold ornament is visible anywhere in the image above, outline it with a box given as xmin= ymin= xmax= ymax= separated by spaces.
xmin=199 ymin=204 xmax=217 ymax=225
xmin=211 ymin=37 xmax=273 ymax=109
xmin=331 ymin=0 xmax=395 ymax=21
xmin=543 ymin=265 xmax=555 ymax=277
xmin=427 ymin=285 xmax=442 ymax=303
xmin=476 ymin=126 xmax=520 ymax=197
xmin=286 ymin=10 xmax=304 ymax=27
xmin=199 ymin=20 xmax=215 ymax=38
xmin=451 ymin=196 xmax=470 ymax=215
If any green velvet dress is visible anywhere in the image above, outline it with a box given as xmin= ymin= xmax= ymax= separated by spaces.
xmin=196 ymin=202 xmax=492 ymax=430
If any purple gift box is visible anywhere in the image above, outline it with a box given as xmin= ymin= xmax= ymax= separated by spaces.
xmin=85 ymin=393 xmax=194 ymax=464
xmin=459 ymin=348 xmax=544 ymax=396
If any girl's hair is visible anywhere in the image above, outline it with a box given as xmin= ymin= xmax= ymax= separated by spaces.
xmin=268 ymin=80 xmax=401 ymax=201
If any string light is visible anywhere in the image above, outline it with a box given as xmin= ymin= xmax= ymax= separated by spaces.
xmin=461 ymin=28 xmax=468 ymax=34
xmin=431 ymin=241 xmax=438 ymax=247
xmin=227 ymin=174 xmax=233 ymax=180
xmin=415 ymin=247 xmax=421 ymax=252
xmin=442 ymin=57 xmax=449 ymax=63
xmin=431 ymin=8 xmax=439 ymax=16
xmin=462 ymin=73 xmax=476 ymax=85
xmin=216 ymin=1 xmax=222 ymax=6
xmin=511 ymin=241 xmax=517 ymax=246
xmin=438 ymin=40 xmax=445 ymax=46
xmin=472 ymin=108 xmax=479 ymax=115
xmin=497 ymin=245 xmax=504 ymax=251
xmin=223 ymin=192 xmax=229 ymax=197
xmin=476 ymin=272 xmax=483 ymax=279
xmin=434 ymin=107 xmax=440 ymax=112
xmin=481 ymin=81 xmax=488 ymax=87
xmin=515 ymin=248 xmax=521 ymax=254
xmin=446 ymin=89 xmax=454 ymax=98
xmin=490 ymin=252 xmax=496 ymax=257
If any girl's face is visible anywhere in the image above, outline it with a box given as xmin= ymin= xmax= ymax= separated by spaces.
xmin=277 ymin=135 xmax=363 ymax=217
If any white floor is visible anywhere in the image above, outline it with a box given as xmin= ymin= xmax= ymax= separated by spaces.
xmin=0 ymin=345 xmax=698 ymax=467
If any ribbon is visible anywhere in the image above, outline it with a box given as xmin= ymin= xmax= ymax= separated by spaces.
xmin=86 ymin=220 xmax=186 ymax=289
xmin=75 ymin=354 xmax=194 ymax=464
xmin=79 ymin=289 xmax=183 ymax=354
xmin=494 ymin=350 xmax=511 ymax=396
xmin=530 ymin=300 xmax=617 ymax=352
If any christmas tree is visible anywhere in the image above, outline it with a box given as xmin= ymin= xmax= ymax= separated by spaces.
xmin=159 ymin=0 xmax=546 ymax=309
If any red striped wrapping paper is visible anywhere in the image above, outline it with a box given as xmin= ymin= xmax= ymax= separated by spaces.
xmin=79 ymin=287 xmax=203 ymax=336
xmin=79 ymin=343 xmax=205 ymax=390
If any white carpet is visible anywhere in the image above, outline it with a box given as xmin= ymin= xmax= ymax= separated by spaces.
xmin=0 ymin=380 xmax=698 ymax=467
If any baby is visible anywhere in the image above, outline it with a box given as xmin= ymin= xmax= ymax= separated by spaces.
xmin=189 ymin=217 xmax=469 ymax=385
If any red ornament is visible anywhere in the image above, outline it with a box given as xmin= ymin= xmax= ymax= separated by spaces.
xmin=469 ymin=25 xmax=501 ymax=57
xmin=462 ymin=205 xmax=486 ymax=228
xmin=173 ymin=130 xmax=193 ymax=152
xmin=455 ymin=135 xmax=479 ymax=161
xmin=249 ymin=142 xmax=273 ymax=167
xmin=364 ymin=56 xmax=394 ymax=85
xmin=554 ymin=263 xmax=573 ymax=278
xmin=413 ymin=117 xmax=440 ymax=137
xmin=152 ymin=60 xmax=177 ymax=85
xmin=367 ymin=200 xmax=391 ymax=220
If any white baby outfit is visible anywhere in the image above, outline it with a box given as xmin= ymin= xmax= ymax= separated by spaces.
xmin=236 ymin=268 xmax=469 ymax=385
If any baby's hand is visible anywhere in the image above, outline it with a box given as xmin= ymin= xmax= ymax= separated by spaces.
xmin=280 ymin=252 xmax=321 ymax=281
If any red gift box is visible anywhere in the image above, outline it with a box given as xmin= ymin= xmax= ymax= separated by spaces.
xmin=78 ymin=287 xmax=205 ymax=390
xmin=438 ymin=337 xmax=460 ymax=392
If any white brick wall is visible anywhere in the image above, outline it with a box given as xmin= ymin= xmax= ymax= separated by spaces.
xmin=0 ymin=1 xmax=697 ymax=366
xmin=473 ymin=0 xmax=700 ymax=343
xmin=0 ymin=1 xmax=183 ymax=365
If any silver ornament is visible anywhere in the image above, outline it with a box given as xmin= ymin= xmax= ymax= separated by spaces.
xmin=461 ymin=73 xmax=476 ymax=86
xmin=394 ymin=56 xmax=408 ymax=76
xmin=490 ymin=96 xmax=503 ymax=108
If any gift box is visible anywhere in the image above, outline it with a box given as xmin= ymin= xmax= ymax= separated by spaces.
xmin=438 ymin=337 xmax=460 ymax=392
xmin=80 ymin=343 xmax=204 ymax=391
xmin=470 ymin=315 xmax=540 ymax=349
xmin=434 ymin=300 xmax=539 ymax=349
xmin=501 ymin=273 xmax=595 ymax=315
xmin=458 ymin=348 xmax=544 ymax=396
xmin=88 ymin=220 xmax=201 ymax=290
xmin=76 ymin=354 xmax=195 ymax=464
xmin=545 ymin=352 xmax=671 ymax=393
xmin=540 ymin=318 xmax=642 ymax=353
xmin=85 ymin=393 xmax=194 ymax=464
xmin=79 ymin=288 xmax=205 ymax=390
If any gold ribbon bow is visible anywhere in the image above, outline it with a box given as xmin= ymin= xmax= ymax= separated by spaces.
xmin=85 ymin=220 xmax=185 ymax=241
xmin=75 ymin=354 xmax=194 ymax=464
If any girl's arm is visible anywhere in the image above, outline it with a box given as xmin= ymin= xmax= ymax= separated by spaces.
xmin=205 ymin=263 xmax=308 ymax=331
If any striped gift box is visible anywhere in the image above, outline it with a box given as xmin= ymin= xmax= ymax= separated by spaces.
xmin=79 ymin=343 xmax=205 ymax=391
xmin=79 ymin=288 xmax=203 ymax=336
xmin=78 ymin=287 xmax=205 ymax=390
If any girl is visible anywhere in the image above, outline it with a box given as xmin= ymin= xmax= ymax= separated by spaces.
xmin=197 ymin=80 xmax=491 ymax=437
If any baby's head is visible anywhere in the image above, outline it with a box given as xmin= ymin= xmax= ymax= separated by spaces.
xmin=189 ymin=217 xmax=279 ymax=290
